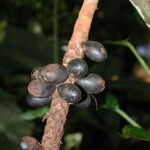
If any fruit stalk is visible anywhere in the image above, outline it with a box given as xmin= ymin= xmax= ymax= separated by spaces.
xmin=41 ymin=0 xmax=99 ymax=150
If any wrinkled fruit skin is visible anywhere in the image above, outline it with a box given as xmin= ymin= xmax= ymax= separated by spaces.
xmin=31 ymin=67 xmax=43 ymax=79
xmin=82 ymin=40 xmax=107 ymax=62
xmin=27 ymin=79 xmax=55 ymax=98
xmin=27 ymin=95 xmax=52 ymax=108
xmin=41 ymin=64 xmax=68 ymax=85
xmin=76 ymin=73 xmax=105 ymax=94
xmin=57 ymin=83 xmax=82 ymax=104
xmin=76 ymin=94 xmax=91 ymax=108
xmin=67 ymin=58 xmax=88 ymax=79
xmin=17 ymin=136 xmax=42 ymax=150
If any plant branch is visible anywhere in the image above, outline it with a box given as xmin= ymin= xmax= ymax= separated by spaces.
xmin=105 ymin=40 xmax=150 ymax=76
xmin=114 ymin=107 xmax=141 ymax=128
xmin=41 ymin=0 xmax=99 ymax=150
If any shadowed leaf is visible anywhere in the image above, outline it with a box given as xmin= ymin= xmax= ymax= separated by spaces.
xmin=103 ymin=93 xmax=141 ymax=128
xmin=129 ymin=0 xmax=150 ymax=28
xmin=0 ymin=89 xmax=33 ymax=142
xmin=122 ymin=125 xmax=150 ymax=141
xmin=21 ymin=106 xmax=49 ymax=121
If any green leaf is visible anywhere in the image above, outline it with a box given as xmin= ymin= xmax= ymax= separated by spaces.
xmin=103 ymin=93 xmax=141 ymax=128
xmin=0 ymin=89 xmax=33 ymax=142
xmin=104 ymin=93 xmax=119 ymax=110
xmin=122 ymin=125 xmax=150 ymax=141
xmin=21 ymin=106 xmax=49 ymax=121
xmin=129 ymin=0 xmax=150 ymax=28
xmin=115 ymin=108 xmax=141 ymax=128
xmin=64 ymin=133 xmax=83 ymax=150
xmin=104 ymin=40 xmax=150 ymax=76
xmin=0 ymin=20 xmax=7 ymax=43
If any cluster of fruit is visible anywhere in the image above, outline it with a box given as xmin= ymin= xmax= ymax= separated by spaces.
xmin=18 ymin=41 xmax=107 ymax=150
xmin=27 ymin=41 xmax=107 ymax=108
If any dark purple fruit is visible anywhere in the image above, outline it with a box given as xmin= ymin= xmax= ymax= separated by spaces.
xmin=57 ymin=83 xmax=82 ymax=104
xmin=40 ymin=64 xmax=68 ymax=85
xmin=27 ymin=95 xmax=52 ymax=107
xmin=17 ymin=136 xmax=42 ymax=150
xmin=82 ymin=41 xmax=107 ymax=62
xmin=76 ymin=73 xmax=105 ymax=94
xmin=27 ymin=79 xmax=55 ymax=98
xmin=67 ymin=58 xmax=88 ymax=79
xmin=76 ymin=94 xmax=91 ymax=108
xmin=31 ymin=67 xmax=43 ymax=79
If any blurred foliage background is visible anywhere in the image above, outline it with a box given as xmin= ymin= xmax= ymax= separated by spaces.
xmin=0 ymin=0 xmax=150 ymax=150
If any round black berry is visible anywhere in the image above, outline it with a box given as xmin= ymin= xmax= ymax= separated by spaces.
xmin=76 ymin=73 xmax=105 ymax=94
xmin=27 ymin=95 xmax=52 ymax=108
xmin=17 ymin=136 xmax=42 ymax=150
xmin=67 ymin=58 xmax=88 ymax=79
xmin=27 ymin=79 xmax=55 ymax=98
xmin=82 ymin=41 xmax=107 ymax=62
xmin=31 ymin=67 xmax=43 ymax=79
xmin=76 ymin=94 xmax=91 ymax=108
xmin=41 ymin=64 xmax=68 ymax=85
xmin=57 ymin=83 xmax=82 ymax=104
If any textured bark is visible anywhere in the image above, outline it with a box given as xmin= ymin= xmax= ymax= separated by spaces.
xmin=41 ymin=0 xmax=99 ymax=150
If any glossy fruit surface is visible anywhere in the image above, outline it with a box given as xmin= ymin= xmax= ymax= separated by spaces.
xmin=57 ymin=83 xmax=82 ymax=103
xmin=82 ymin=41 xmax=107 ymax=62
xmin=31 ymin=67 xmax=43 ymax=79
xmin=27 ymin=95 xmax=52 ymax=107
xmin=17 ymin=136 xmax=42 ymax=150
xmin=76 ymin=94 xmax=91 ymax=108
xmin=67 ymin=58 xmax=88 ymax=79
xmin=76 ymin=73 xmax=105 ymax=94
xmin=27 ymin=79 xmax=55 ymax=98
xmin=41 ymin=64 xmax=68 ymax=84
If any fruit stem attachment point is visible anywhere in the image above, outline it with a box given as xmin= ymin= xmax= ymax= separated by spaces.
xmin=90 ymin=94 xmax=99 ymax=112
